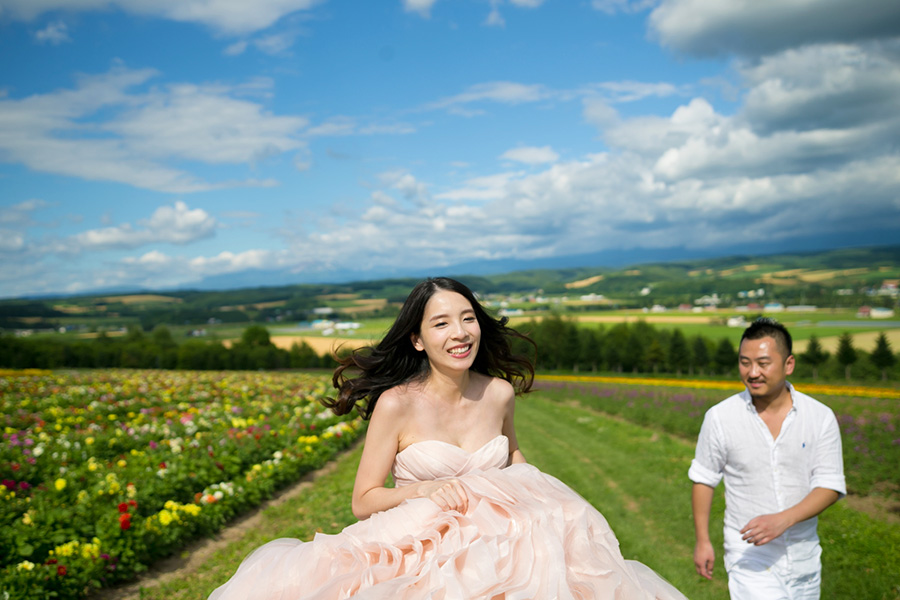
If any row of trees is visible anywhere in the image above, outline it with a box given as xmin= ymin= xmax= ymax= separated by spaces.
xmin=0 ymin=326 xmax=331 ymax=372
xmin=1 ymin=317 xmax=896 ymax=381
xmin=512 ymin=316 xmax=897 ymax=381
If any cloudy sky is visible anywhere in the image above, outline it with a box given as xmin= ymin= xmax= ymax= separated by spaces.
xmin=1 ymin=0 xmax=899 ymax=298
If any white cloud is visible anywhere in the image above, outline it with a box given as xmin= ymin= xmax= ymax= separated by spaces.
xmin=428 ymin=81 xmax=549 ymax=112
xmin=435 ymin=172 xmax=523 ymax=201
xmin=254 ymin=30 xmax=300 ymax=55
xmin=0 ymin=0 xmax=324 ymax=35
xmin=591 ymin=0 xmax=657 ymax=15
xmin=583 ymin=98 xmax=620 ymax=130
xmin=403 ymin=0 xmax=437 ymax=18
xmin=70 ymin=201 xmax=217 ymax=251
xmin=0 ymin=199 xmax=48 ymax=225
xmin=501 ymin=146 xmax=559 ymax=165
xmin=484 ymin=7 xmax=504 ymax=27
xmin=34 ymin=20 xmax=70 ymax=44
xmin=739 ymin=43 xmax=900 ymax=134
xmin=483 ymin=0 xmax=546 ymax=27
xmin=0 ymin=65 xmax=308 ymax=192
xmin=0 ymin=231 xmax=24 ymax=251
xmin=589 ymin=80 xmax=681 ymax=103
xmin=649 ymin=0 xmax=900 ymax=57
xmin=108 ymin=82 xmax=307 ymax=164
xmin=224 ymin=41 xmax=248 ymax=56
xmin=378 ymin=170 xmax=432 ymax=206
xmin=306 ymin=117 xmax=357 ymax=137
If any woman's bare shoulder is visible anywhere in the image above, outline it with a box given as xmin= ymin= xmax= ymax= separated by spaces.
xmin=478 ymin=375 xmax=515 ymax=403
xmin=372 ymin=381 xmax=418 ymax=417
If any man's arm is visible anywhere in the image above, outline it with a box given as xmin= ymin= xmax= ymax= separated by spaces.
xmin=692 ymin=482 xmax=716 ymax=580
xmin=740 ymin=487 xmax=840 ymax=546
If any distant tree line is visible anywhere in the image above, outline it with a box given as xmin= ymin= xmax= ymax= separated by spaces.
xmin=510 ymin=316 xmax=898 ymax=382
xmin=0 ymin=326 xmax=333 ymax=371
xmin=1 ymin=317 xmax=896 ymax=382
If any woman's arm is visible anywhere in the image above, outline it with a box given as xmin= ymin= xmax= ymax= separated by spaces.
xmin=499 ymin=379 xmax=527 ymax=465
xmin=350 ymin=391 xmax=469 ymax=519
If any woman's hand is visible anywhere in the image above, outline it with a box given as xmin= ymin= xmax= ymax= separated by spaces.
xmin=416 ymin=479 xmax=469 ymax=513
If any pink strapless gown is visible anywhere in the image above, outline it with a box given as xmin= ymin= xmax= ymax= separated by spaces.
xmin=208 ymin=435 xmax=686 ymax=599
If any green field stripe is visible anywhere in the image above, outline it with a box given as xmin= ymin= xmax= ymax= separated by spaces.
xmin=517 ymin=394 xmax=730 ymax=598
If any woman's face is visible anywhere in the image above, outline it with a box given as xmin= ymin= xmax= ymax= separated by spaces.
xmin=411 ymin=290 xmax=481 ymax=371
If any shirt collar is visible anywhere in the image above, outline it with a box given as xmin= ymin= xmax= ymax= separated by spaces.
xmin=740 ymin=381 xmax=797 ymax=412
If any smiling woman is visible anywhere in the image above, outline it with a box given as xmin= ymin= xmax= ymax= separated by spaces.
xmin=208 ymin=277 xmax=689 ymax=599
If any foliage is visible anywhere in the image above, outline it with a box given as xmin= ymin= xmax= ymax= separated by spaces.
xmin=870 ymin=333 xmax=897 ymax=381
xmin=836 ymin=332 xmax=859 ymax=380
xmin=0 ymin=326 xmax=336 ymax=372
xmin=4 ymin=315 xmax=899 ymax=382
xmin=801 ymin=334 xmax=830 ymax=380
xmin=0 ymin=370 xmax=363 ymax=599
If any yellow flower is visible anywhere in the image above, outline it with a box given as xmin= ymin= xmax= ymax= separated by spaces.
xmin=159 ymin=510 xmax=173 ymax=526
xmin=54 ymin=478 xmax=67 ymax=492
xmin=117 ymin=459 xmax=127 ymax=468
xmin=17 ymin=561 xmax=35 ymax=571
xmin=85 ymin=436 xmax=95 ymax=445
xmin=81 ymin=540 xmax=101 ymax=560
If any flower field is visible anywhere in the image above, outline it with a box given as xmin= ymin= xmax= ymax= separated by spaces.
xmin=535 ymin=375 xmax=900 ymax=499
xmin=0 ymin=370 xmax=363 ymax=599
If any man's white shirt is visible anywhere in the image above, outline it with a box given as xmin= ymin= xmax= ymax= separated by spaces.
xmin=689 ymin=382 xmax=846 ymax=574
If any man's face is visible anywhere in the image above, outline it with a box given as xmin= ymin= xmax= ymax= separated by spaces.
xmin=738 ymin=336 xmax=794 ymax=402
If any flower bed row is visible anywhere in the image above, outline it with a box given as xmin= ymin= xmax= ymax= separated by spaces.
xmin=534 ymin=376 xmax=900 ymax=499
xmin=0 ymin=369 xmax=363 ymax=599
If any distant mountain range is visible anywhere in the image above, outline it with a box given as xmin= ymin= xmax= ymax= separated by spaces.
xmin=6 ymin=243 xmax=898 ymax=307
xmin=143 ymin=240 xmax=900 ymax=296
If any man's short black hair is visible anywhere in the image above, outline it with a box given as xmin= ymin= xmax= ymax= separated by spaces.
xmin=741 ymin=317 xmax=792 ymax=359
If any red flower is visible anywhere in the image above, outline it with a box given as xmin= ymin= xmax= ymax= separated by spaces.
xmin=57 ymin=565 xmax=67 ymax=577
xmin=46 ymin=559 xmax=58 ymax=565
xmin=118 ymin=502 xmax=129 ymax=513
xmin=119 ymin=513 xmax=132 ymax=530
xmin=128 ymin=499 xmax=138 ymax=508
xmin=158 ymin=462 xmax=166 ymax=469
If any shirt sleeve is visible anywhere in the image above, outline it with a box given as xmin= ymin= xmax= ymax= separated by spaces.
xmin=688 ymin=408 xmax=726 ymax=488
xmin=810 ymin=409 xmax=847 ymax=497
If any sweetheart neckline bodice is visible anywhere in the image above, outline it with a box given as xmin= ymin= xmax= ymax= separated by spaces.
xmin=396 ymin=434 xmax=508 ymax=457
xmin=391 ymin=435 xmax=510 ymax=486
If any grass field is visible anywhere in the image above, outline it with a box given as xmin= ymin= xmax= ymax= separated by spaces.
xmin=97 ymin=386 xmax=900 ymax=600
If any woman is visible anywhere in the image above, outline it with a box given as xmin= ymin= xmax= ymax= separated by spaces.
xmin=209 ymin=277 xmax=686 ymax=599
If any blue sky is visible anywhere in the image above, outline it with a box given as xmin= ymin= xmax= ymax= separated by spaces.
xmin=1 ymin=0 xmax=899 ymax=298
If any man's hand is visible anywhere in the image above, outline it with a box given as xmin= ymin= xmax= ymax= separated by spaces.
xmin=740 ymin=512 xmax=791 ymax=545
xmin=694 ymin=540 xmax=715 ymax=580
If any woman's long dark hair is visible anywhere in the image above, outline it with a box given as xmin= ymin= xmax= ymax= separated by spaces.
xmin=325 ymin=277 xmax=535 ymax=419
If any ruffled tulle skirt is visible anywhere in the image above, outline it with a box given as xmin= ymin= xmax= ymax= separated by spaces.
xmin=209 ymin=463 xmax=685 ymax=599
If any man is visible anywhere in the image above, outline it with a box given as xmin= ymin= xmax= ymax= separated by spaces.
xmin=689 ymin=318 xmax=845 ymax=599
